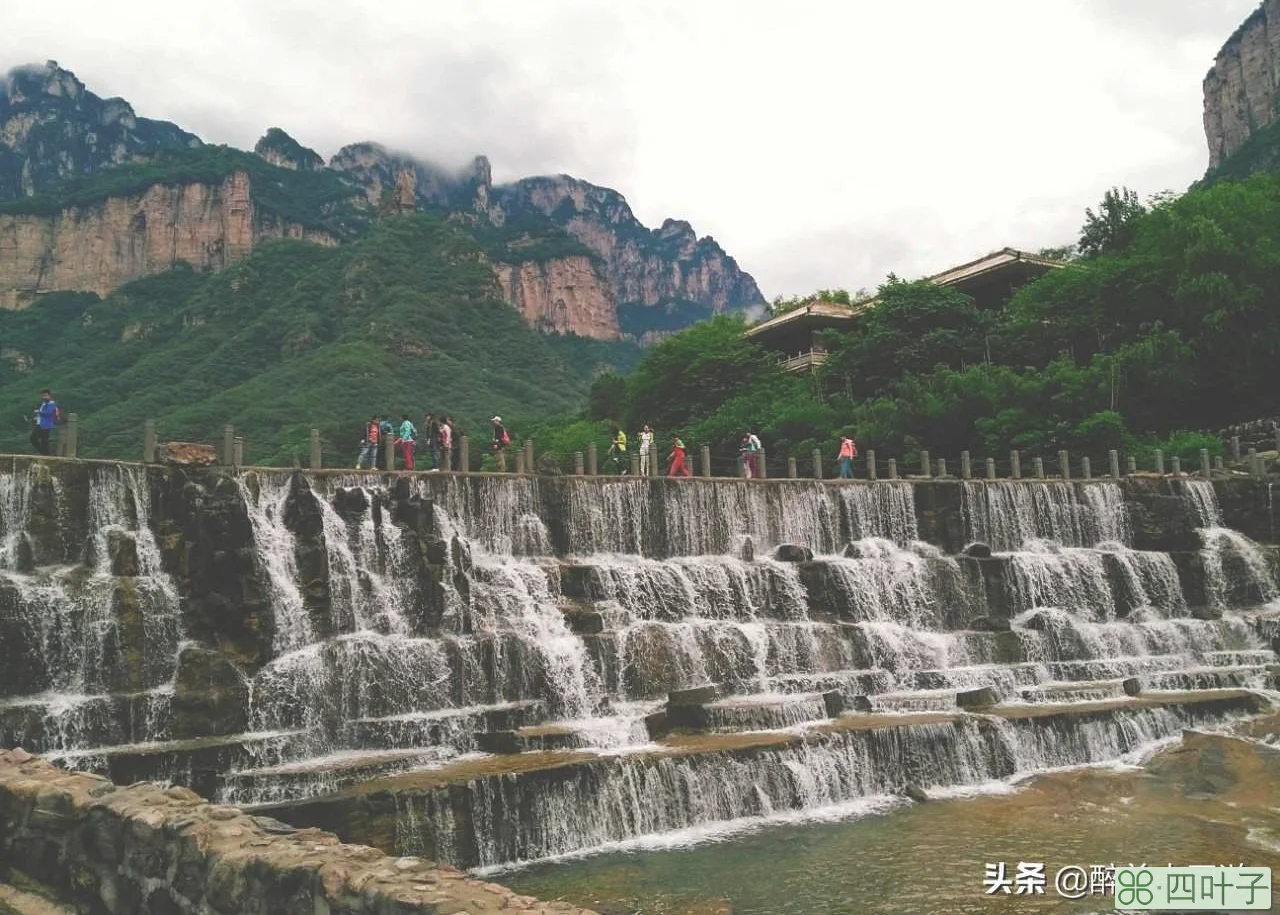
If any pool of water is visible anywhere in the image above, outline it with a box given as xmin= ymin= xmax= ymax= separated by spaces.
xmin=506 ymin=729 xmax=1280 ymax=915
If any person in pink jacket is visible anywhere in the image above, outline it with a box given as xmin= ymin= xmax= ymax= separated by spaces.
xmin=837 ymin=435 xmax=858 ymax=478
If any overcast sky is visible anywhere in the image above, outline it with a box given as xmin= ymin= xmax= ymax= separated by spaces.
xmin=1 ymin=0 xmax=1259 ymax=299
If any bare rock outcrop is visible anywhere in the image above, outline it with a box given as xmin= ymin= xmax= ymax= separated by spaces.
xmin=495 ymin=175 xmax=766 ymax=336
xmin=0 ymin=171 xmax=338 ymax=309
xmin=1204 ymin=1 xmax=1280 ymax=171
xmin=494 ymin=255 xmax=620 ymax=339
xmin=0 ymin=61 xmax=200 ymax=199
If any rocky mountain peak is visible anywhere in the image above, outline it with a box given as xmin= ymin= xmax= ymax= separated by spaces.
xmin=253 ymin=127 xmax=323 ymax=171
xmin=1204 ymin=0 xmax=1280 ymax=172
xmin=0 ymin=61 xmax=201 ymax=199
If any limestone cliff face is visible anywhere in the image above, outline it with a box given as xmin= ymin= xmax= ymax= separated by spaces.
xmin=0 ymin=61 xmax=201 ymax=199
xmin=253 ymin=128 xmax=323 ymax=171
xmin=0 ymin=171 xmax=337 ymax=309
xmin=494 ymin=176 xmax=766 ymax=336
xmin=1204 ymin=1 xmax=1280 ymax=170
xmin=494 ymin=256 xmax=619 ymax=339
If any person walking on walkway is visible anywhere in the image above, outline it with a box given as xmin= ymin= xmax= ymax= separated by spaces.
xmin=741 ymin=431 xmax=762 ymax=479
xmin=446 ymin=416 xmax=460 ymax=470
xmin=397 ymin=413 xmax=417 ymax=472
xmin=423 ymin=413 xmax=441 ymax=469
xmin=668 ymin=435 xmax=691 ymax=477
xmin=30 ymin=390 xmax=58 ymax=456
xmin=837 ymin=434 xmax=858 ymax=479
xmin=638 ymin=424 xmax=654 ymax=476
xmin=609 ymin=424 xmax=628 ymax=474
xmin=491 ymin=415 xmax=510 ymax=472
xmin=356 ymin=415 xmax=381 ymax=469
xmin=438 ymin=416 xmax=453 ymax=470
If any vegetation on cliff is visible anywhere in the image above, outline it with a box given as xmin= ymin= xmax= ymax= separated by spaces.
xmin=0 ymin=215 xmax=637 ymax=463
xmin=535 ymin=173 xmax=1280 ymax=470
xmin=0 ymin=145 xmax=369 ymax=239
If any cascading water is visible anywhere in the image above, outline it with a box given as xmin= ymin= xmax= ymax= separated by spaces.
xmin=1181 ymin=480 xmax=1280 ymax=609
xmin=3 ymin=461 xmax=1276 ymax=872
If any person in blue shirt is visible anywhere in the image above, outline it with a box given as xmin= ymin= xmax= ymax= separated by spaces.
xmin=30 ymin=390 xmax=58 ymax=455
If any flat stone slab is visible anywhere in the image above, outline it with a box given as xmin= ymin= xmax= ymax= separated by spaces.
xmin=668 ymin=685 xmax=718 ymax=706
xmin=957 ymin=686 xmax=999 ymax=710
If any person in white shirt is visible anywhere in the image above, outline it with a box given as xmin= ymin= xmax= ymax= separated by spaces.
xmin=638 ymin=424 xmax=654 ymax=476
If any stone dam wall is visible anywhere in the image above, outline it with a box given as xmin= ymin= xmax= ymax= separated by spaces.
xmin=1 ymin=457 xmax=1278 ymax=872
xmin=0 ymin=749 xmax=596 ymax=915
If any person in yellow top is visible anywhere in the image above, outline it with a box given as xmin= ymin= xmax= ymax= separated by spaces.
xmin=609 ymin=424 xmax=629 ymax=474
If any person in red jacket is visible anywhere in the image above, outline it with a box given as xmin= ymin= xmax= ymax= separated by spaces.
xmin=668 ymin=436 xmax=691 ymax=477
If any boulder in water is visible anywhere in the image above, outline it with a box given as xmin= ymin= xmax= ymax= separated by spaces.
xmin=644 ymin=710 xmax=670 ymax=740
xmin=1191 ymin=604 xmax=1223 ymax=621
xmin=476 ymin=731 xmax=522 ymax=754
xmin=107 ymin=530 xmax=139 ymax=577
xmin=901 ymin=783 xmax=930 ymax=803
xmin=963 ymin=542 xmax=993 ymax=558
xmin=172 ymin=647 xmax=249 ymax=739
xmin=1122 ymin=677 xmax=1142 ymax=697
xmin=968 ymin=616 xmax=1011 ymax=633
xmin=739 ymin=537 xmax=755 ymax=563
xmin=841 ymin=542 xmax=863 ymax=559
xmin=850 ymin=695 xmax=875 ymax=713
xmin=668 ymin=684 xmax=718 ymax=706
xmin=822 ymin=690 xmax=846 ymax=718
xmin=957 ymin=686 xmax=998 ymax=710
xmin=1267 ymin=664 xmax=1280 ymax=689
xmin=1020 ymin=612 xmax=1053 ymax=632
xmin=333 ymin=486 xmax=369 ymax=514
xmin=160 ymin=442 xmax=217 ymax=466
xmin=563 ymin=608 xmax=605 ymax=635
xmin=773 ymin=544 xmax=813 ymax=563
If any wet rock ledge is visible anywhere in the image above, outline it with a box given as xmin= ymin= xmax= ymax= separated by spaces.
xmin=0 ymin=750 xmax=597 ymax=915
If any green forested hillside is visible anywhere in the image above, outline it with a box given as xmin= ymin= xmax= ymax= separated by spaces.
xmin=0 ymin=215 xmax=638 ymax=464
xmin=536 ymin=172 xmax=1280 ymax=471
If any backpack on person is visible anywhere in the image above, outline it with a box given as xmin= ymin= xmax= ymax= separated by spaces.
xmin=501 ymin=428 xmax=511 ymax=446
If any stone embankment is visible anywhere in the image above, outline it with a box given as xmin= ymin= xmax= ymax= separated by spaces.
xmin=0 ymin=750 xmax=597 ymax=915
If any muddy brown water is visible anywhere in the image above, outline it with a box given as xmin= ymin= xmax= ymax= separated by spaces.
xmin=505 ymin=717 xmax=1280 ymax=915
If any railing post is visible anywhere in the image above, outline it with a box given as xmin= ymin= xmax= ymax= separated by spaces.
xmin=1213 ymin=455 xmax=1224 ymax=473
xmin=867 ymin=449 xmax=877 ymax=481
xmin=460 ymin=435 xmax=470 ymax=473
xmin=574 ymin=451 xmax=585 ymax=475
xmin=1170 ymin=456 xmax=1181 ymax=476
xmin=787 ymin=457 xmax=797 ymax=479
xmin=65 ymin=413 xmax=78 ymax=459
xmin=1275 ymin=426 xmax=1280 ymax=455
xmin=442 ymin=448 xmax=452 ymax=472
xmin=515 ymin=451 xmax=526 ymax=475
xmin=1109 ymin=450 xmax=1120 ymax=480
xmin=233 ymin=436 xmax=244 ymax=468
xmin=986 ymin=457 xmax=996 ymax=480
xmin=1033 ymin=457 xmax=1045 ymax=479
xmin=758 ymin=448 xmax=768 ymax=480
xmin=887 ymin=458 xmax=898 ymax=480
xmin=631 ymin=452 xmax=641 ymax=476
xmin=1200 ymin=448 xmax=1211 ymax=480
xmin=960 ymin=450 xmax=971 ymax=480
xmin=310 ymin=428 xmax=322 ymax=469
xmin=383 ymin=432 xmax=395 ymax=472
xmin=1231 ymin=436 xmax=1241 ymax=463
xmin=223 ymin=424 xmax=235 ymax=466
xmin=525 ymin=438 xmax=535 ymax=475
xmin=936 ymin=457 xmax=947 ymax=478
xmin=143 ymin=420 xmax=157 ymax=463
xmin=920 ymin=449 xmax=931 ymax=479
xmin=1154 ymin=449 xmax=1164 ymax=474
xmin=650 ymin=445 xmax=659 ymax=477
xmin=1058 ymin=450 xmax=1070 ymax=480
xmin=1249 ymin=448 xmax=1260 ymax=477
xmin=701 ymin=445 xmax=712 ymax=478
xmin=1010 ymin=450 xmax=1021 ymax=480
xmin=587 ymin=443 xmax=598 ymax=476
xmin=812 ymin=448 xmax=823 ymax=480
xmin=1081 ymin=457 xmax=1091 ymax=480
xmin=1126 ymin=455 xmax=1137 ymax=475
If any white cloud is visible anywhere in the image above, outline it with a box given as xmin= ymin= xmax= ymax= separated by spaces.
xmin=0 ymin=0 xmax=1258 ymax=297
